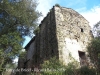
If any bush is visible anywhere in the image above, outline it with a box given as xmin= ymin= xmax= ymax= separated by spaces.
xmin=41 ymin=57 xmax=65 ymax=75
xmin=87 ymin=37 xmax=100 ymax=74
xmin=40 ymin=57 xmax=97 ymax=75
xmin=40 ymin=57 xmax=79 ymax=75
xmin=78 ymin=66 xmax=96 ymax=75
xmin=55 ymin=4 xmax=60 ymax=7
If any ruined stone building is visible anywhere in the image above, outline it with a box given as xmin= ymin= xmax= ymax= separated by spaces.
xmin=18 ymin=5 xmax=93 ymax=70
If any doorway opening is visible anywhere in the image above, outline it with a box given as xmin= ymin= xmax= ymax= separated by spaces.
xmin=78 ymin=51 xmax=87 ymax=66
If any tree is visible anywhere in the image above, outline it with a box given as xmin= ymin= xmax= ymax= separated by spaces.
xmin=0 ymin=0 xmax=41 ymax=37
xmin=0 ymin=0 xmax=41 ymax=74
xmin=87 ymin=21 xmax=100 ymax=74
xmin=87 ymin=37 xmax=100 ymax=74
xmin=93 ymin=21 xmax=100 ymax=37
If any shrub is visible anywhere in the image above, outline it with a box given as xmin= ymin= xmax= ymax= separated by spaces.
xmin=55 ymin=4 xmax=60 ymax=7
xmin=40 ymin=57 xmax=78 ymax=75
xmin=78 ymin=66 xmax=96 ymax=75
xmin=41 ymin=57 xmax=65 ymax=75
xmin=40 ymin=57 xmax=96 ymax=75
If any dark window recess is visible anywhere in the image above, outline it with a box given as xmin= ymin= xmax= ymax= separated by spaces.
xmin=51 ymin=49 xmax=54 ymax=53
xmin=81 ymin=28 xmax=83 ymax=32
xmin=78 ymin=51 xmax=87 ymax=66
xmin=51 ymin=49 xmax=54 ymax=55
xmin=77 ymin=22 xmax=78 ymax=24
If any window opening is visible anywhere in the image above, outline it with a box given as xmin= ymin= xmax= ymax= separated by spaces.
xmin=81 ymin=28 xmax=83 ymax=32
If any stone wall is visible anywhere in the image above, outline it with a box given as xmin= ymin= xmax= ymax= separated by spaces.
xmin=54 ymin=6 xmax=93 ymax=65
xmin=26 ymin=37 xmax=36 ymax=68
xmin=37 ymin=6 xmax=59 ymax=64
xmin=25 ymin=5 xmax=93 ymax=68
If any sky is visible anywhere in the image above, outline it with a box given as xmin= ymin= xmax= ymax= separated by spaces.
xmin=14 ymin=0 xmax=100 ymax=63
xmin=36 ymin=0 xmax=100 ymax=28
xmin=23 ymin=0 xmax=100 ymax=47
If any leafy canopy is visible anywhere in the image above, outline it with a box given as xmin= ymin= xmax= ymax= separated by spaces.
xmin=0 ymin=0 xmax=41 ymax=73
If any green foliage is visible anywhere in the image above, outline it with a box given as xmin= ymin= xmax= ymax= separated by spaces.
xmin=87 ymin=37 xmax=100 ymax=74
xmin=34 ymin=26 xmax=40 ymax=35
xmin=93 ymin=21 xmax=100 ymax=37
xmin=90 ymin=20 xmax=100 ymax=75
xmin=41 ymin=57 xmax=65 ymax=75
xmin=55 ymin=4 xmax=60 ymax=7
xmin=78 ymin=66 xmax=96 ymax=75
xmin=0 ymin=0 xmax=41 ymax=37
xmin=64 ymin=64 xmax=76 ymax=75
xmin=19 ymin=50 xmax=26 ymax=59
xmin=40 ymin=57 xmax=97 ymax=75
xmin=0 ymin=0 xmax=41 ymax=74
xmin=41 ymin=56 xmax=79 ymax=75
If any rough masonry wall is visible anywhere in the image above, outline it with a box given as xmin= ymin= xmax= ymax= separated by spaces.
xmin=25 ymin=6 xmax=93 ymax=68
xmin=36 ymin=7 xmax=59 ymax=64
xmin=54 ymin=6 xmax=93 ymax=65
xmin=26 ymin=38 xmax=36 ymax=68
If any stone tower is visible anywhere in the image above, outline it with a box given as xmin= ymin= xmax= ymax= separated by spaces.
xmin=53 ymin=6 xmax=93 ymax=66
xmin=24 ymin=5 xmax=93 ymax=69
